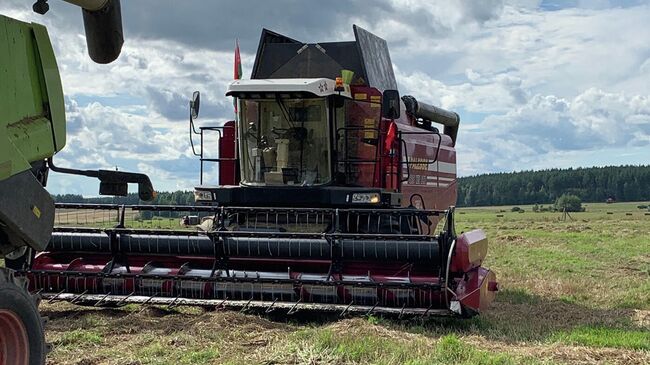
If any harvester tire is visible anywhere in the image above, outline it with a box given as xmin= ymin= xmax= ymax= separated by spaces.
xmin=0 ymin=267 xmax=46 ymax=365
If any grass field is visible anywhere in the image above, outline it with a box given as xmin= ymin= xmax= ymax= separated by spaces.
xmin=38 ymin=201 xmax=650 ymax=364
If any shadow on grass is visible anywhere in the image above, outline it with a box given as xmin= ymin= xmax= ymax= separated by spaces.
xmin=375 ymin=288 xmax=647 ymax=346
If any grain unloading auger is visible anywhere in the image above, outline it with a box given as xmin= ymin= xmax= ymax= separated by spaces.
xmin=26 ymin=25 xmax=498 ymax=317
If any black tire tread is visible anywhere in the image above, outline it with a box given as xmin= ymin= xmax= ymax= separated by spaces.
xmin=0 ymin=267 xmax=47 ymax=364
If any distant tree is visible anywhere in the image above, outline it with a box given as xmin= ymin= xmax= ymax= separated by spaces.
xmin=457 ymin=165 xmax=650 ymax=207
xmin=555 ymin=194 xmax=584 ymax=212
xmin=51 ymin=194 xmax=85 ymax=203
xmin=51 ymin=191 xmax=195 ymax=207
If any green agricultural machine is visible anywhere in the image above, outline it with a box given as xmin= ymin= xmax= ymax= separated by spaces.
xmin=0 ymin=15 xmax=62 ymax=363
xmin=0 ymin=1 xmax=153 ymax=364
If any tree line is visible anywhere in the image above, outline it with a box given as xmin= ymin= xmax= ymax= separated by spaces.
xmin=52 ymin=191 xmax=195 ymax=205
xmin=457 ymin=165 xmax=650 ymax=207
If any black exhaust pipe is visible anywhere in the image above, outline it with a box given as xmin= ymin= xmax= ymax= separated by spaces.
xmin=402 ymin=95 xmax=460 ymax=146
xmin=79 ymin=0 xmax=123 ymax=64
xmin=36 ymin=0 xmax=124 ymax=63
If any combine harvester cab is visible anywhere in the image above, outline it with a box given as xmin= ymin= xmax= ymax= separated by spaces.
xmin=28 ymin=25 xmax=497 ymax=317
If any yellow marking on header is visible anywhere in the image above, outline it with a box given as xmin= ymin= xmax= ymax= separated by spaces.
xmin=354 ymin=93 xmax=367 ymax=100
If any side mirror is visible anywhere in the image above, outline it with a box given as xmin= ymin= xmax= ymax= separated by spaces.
xmin=382 ymin=89 xmax=401 ymax=119
xmin=190 ymin=91 xmax=201 ymax=119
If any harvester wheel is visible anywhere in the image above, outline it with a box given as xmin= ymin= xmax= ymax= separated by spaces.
xmin=0 ymin=268 xmax=46 ymax=365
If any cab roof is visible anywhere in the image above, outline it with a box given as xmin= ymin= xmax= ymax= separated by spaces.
xmin=226 ymin=78 xmax=352 ymax=99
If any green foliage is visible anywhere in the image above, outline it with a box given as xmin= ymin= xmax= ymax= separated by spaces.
xmin=52 ymin=190 xmax=195 ymax=205
xmin=57 ymin=329 xmax=103 ymax=346
xmin=538 ymin=205 xmax=554 ymax=212
xmin=458 ymin=165 xmax=650 ymax=207
xmin=511 ymin=206 xmax=521 ymax=212
xmin=552 ymin=326 xmax=650 ymax=350
xmin=638 ymin=205 xmax=648 ymax=209
xmin=366 ymin=315 xmax=381 ymax=325
xmin=53 ymin=193 xmax=85 ymax=203
xmin=555 ymin=194 xmax=583 ymax=212
xmin=293 ymin=329 xmax=539 ymax=365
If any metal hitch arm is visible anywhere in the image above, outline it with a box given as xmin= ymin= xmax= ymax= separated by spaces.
xmin=47 ymin=158 xmax=155 ymax=201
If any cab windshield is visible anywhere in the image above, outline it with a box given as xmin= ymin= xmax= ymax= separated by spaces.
xmin=239 ymin=97 xmax=331 ymax=186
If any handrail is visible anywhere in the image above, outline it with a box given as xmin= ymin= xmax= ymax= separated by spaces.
xmin=398 ymin=130 xmax=443 ymax=166
xmin=189 ymin=123 xmax=237 ymax=184
xmin=336 ymin=125 xmax=382 ymax=187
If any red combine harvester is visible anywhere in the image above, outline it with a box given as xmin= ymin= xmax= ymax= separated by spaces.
xmin=26 ymin=26 xmax=497 ymax=317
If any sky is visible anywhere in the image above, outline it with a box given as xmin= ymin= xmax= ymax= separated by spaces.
xmin=2 ymin=0 xmax=649 ymax=196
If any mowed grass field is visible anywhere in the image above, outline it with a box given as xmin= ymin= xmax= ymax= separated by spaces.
xmin=38 ymin=201 xmax=649 ymax=364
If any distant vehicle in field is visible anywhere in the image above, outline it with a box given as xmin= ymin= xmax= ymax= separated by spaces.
xmin=180 ymin=215 xmax=200 ymax=226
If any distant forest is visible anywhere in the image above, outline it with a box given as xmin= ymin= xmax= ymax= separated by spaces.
xmin=457 ymin=165 xmax=650 ymax=207
xmin=53 ymin=191 xmax=195 ymax=206
xmin=52 ymin=165 xmax=650 ymax=207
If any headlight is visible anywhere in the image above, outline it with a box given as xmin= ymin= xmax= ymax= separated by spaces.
xmin=351 ymin=192 xmax=381 ymax=204
xmin=194 ymin=190 xmax=213 ymax=202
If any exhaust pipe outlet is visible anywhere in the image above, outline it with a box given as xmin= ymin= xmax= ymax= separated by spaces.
xmin=402 ymin=95 xmax=460 ymax=146
xmin=64 ymin=0 xmax=124 ymax=64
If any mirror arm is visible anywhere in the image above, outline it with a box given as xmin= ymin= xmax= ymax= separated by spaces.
xmin=190 ymin=113 xmax=200 ymax=135
xmin=189 ymin=112 xmax=201 ymax=157
xmin=189 ymin=91 xmax=202 ymax=157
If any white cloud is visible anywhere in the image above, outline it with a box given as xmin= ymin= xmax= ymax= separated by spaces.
xmin=388 ymin=4 xmax=650 ymax=97
xmin=397 ymin=69 xmax=529 ymax=113
xmin=51 ymin=98 xmax=203 ymax=193
xmin=458 ymin=87 xmax=650 ymax=174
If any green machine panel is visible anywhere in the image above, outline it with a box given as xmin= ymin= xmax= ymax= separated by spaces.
xmin=0 ymin=15 xmax=66 ymax=181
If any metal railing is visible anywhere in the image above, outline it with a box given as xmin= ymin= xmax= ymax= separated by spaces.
xmin=53 ymin=203 xmax=444 ymax=235
xmin=190 ymin=124 xmax=237 ymax=185
xmin=398 ymin=130 xmax=443 ymax=183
